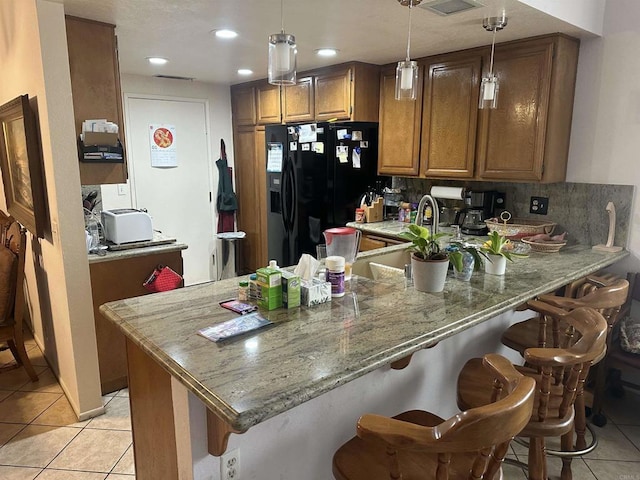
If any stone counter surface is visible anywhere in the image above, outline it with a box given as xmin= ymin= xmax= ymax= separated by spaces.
xmin=88 ymin=232 xmax=188 ymax=264
xmin=100 ymin=246 xmax=627 ymax=432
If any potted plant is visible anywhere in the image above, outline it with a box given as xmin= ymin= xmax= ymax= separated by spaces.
xmin=480 ymin=231 xmax=523 ymax=275
xmin=398 ymin=224 xmax=450 ymax=292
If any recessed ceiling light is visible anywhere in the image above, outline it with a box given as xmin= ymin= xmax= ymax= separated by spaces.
xmin=315 ymin=48 xmax=338 ymax=57
xmin=147 ymin=57 xmax=168 ymax=65
xmin=237 ymin=69 xmax=253 ymax=76
xmin=214 ymin=29 xmax=238 ymax=39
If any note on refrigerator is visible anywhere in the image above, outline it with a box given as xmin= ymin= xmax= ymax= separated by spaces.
xmin=336 ymin=129 xmax=349 ymax=140
xmin=298 ymin=124 xmax=317 ymax=143
xmin=352 ymin=147 xmax=361 ymax=169
xmin=352 ymin=131 xmax=362 ymax=141
xmin=312 ymin=142 xmax=324 ymax=154
xmin=290 ymin=142 xmax=298 ymax=151
xmin=337 ymin=145 xmax=349 ymax=163
xmin=301 ymin=143 xmax=311 ymax=151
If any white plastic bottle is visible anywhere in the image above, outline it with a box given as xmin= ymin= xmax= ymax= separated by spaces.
xmin=326 ymin=256 xmax=345 ymax=298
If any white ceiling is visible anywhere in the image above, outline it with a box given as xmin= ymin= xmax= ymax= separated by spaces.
xmin=55 ymin=0 xmax=596 ymax=85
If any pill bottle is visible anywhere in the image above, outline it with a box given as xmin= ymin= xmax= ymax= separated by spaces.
xmin=325 ymin=255 xmax=345 ymax=298
xmin=355 ymin=208 xmax=365 ymax=223
xmin=238 ymin=281 xmax=249 ymax=301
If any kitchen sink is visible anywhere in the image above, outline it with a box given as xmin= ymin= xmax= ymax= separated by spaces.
xmin=352 ymin=248 xmax=411 ymax=280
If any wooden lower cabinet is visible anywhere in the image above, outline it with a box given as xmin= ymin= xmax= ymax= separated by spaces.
xmin=359 ymin=233 xmax=405 ymax=252
xmin=89 ymin=249 xmax=183 ymax=394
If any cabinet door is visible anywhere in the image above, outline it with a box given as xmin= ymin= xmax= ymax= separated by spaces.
xmin=421 ymin=53 xmax=481 ymax=178
xmin=377 ymin=66 xmax=423 ymax=176
xmin=359 ymin=235 xmax=387 ymax=252
xmin=231 ymin=86 xmax=257 ymax=125
xmin=66 ymin=16 xmax=127 ymax=185
xmin=233 ymin=126 xmax=267 ymax=273
xmin=256 ymin=83 xmax=282 ymax=125
xmin=315 ymin=68 xmax=352 ymax=121
xmin=283 ymin=77 xmax=314 ymax=122
xmin=476 ymin=40 xmax=553 ymax=181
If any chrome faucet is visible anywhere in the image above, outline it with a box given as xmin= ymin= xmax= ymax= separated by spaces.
xmin=416 ymin=194 xmax=439 ymax=236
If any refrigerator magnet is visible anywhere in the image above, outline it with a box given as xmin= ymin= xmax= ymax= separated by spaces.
xmin=290 ymin=142 xmax=298 ymax=151
xmin=352 ymin=131 xmax=363 ymax=141
xmin=337 ymin=145 xmax=349 ymax=163
xmin=360 ymin=141 xmax=369 ymax=149
xmin=352 ymin=148 xmax=361 ymax=169
xmin=312 ymin=142 xmax=324 ymax=154
xmin=301 ymin=143 xmax=311 ymax=151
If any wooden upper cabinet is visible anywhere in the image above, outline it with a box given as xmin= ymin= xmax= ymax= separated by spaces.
xmin=377 ymin=66 xmax=423 ymax=176
xmin=283 ymin=77 xmax=314 ymax=122
xmin=477 ymin=35 xmax=579 ymax=182
xmin=315 ymin=68 xmax=352 ymax=121
xmin=231 ymin=85 xmax=257 ymax=126
xmin=256 ymin=83 xmax=282 ymax=125
xmin=420 ymin=52 xmax=482 ymax=178
xmin=65 ymin=16 xmax=127 ymax=185
xmin=314 ymin=63 xmax=380 ymax=122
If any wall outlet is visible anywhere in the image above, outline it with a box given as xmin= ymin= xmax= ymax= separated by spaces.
xmin=221 ymin=448 xmax=239 ymax=479
xmin=117 ymin=184 xmax=127 ymax=196
xmin=529 ymin=196 xmax=549 ymax=215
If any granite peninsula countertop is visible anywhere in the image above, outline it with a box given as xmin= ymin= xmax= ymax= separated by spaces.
xmin=100 ymin=245 xmax=627 ymax=432
xmin=88 ymin=232 xmax=188 ymax=264
xmin=346 ymin=220 xmax=412 ymax=239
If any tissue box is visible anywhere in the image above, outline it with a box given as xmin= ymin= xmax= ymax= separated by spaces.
xmin=257 ymin=267 xmax=282 ymax=311
xmin=301 ymin=278 xmax=332 ymax=307
xmin=282 ymin=271 xmax=300 ymax=309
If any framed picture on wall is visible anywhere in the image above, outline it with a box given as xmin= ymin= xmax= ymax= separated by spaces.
xmin=0 ymin=94 xmax=47 ymax=237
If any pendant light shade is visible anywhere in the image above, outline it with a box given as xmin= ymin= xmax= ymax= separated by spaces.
xmin=479 ymin=14 xmax=507 ymax=109
xmin=268 ymin=33 xmax=296 ymax=85
xmin=395 ymin=0 xmax=420 ymax=101
xmin=268 ymin=0 xmax=297 ymax=86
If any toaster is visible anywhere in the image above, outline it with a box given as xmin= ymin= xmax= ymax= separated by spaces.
xmin=101 ymin=209 xmax=153 ymax=244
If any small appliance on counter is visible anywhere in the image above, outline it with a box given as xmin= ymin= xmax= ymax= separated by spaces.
xmin=101 ymin=209 xmax=153 ymax=244
xmin=459 ymin=190 xmax=506 ymax=235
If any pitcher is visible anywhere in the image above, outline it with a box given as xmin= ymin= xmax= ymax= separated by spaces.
xmin=323 ymin=227 xmax=361 ymax=281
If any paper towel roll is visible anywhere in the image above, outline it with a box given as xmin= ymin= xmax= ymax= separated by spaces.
xmin=430 ymin=186 xmax=465 ymax=200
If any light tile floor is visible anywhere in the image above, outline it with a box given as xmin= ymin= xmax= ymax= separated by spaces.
xmin=1 ymin=339 xmax=639 ymax=479
xmin=0 ymin=339 xmax=134 ymax=479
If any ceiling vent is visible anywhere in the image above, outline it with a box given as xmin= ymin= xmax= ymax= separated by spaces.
xmin=418 ymin=0 xmax=485 ymax=16
xmin=153 ymin=75 xmax=195 ymax=81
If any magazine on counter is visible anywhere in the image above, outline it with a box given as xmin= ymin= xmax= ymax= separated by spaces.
xmin=198 ymin=312 xmax=272 ymax=342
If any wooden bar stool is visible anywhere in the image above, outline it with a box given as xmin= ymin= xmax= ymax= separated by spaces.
xmin=0 ymin=220 xmax=38 ymax=382
xmin=458 ymin=306 xmax=608 ymax=480
xmin=500 ymin=275 xmax=628 ymax=448
xmin=332 ymin=354 xmax=535 ymax=480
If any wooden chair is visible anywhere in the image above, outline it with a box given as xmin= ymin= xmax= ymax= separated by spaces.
xmin=0 ymin=220 xmax=38 ymax=381
xmin=457 ymin=306 xmax=608 ymax=480
xmin=500 ymin=276 xmax=628 ymax=445
xmin=332 ymin=354 xmax=536 ymax=480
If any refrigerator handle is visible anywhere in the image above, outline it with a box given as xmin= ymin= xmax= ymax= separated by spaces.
xmin=287 ymin=155 xmax=297 ymax=233
xmin=280 ymin=159 xmax=288 ymax=232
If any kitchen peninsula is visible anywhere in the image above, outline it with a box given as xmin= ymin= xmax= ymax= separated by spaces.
xmin=100 ymin=245 xmax=627 ymax=479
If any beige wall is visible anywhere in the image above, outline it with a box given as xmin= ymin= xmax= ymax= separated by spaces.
xmin=566 ymin=0 xmax=640 ymax=274
xmin=0 ymin=0 xmax=102 ymax=417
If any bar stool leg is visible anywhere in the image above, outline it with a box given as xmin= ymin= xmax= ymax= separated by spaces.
xmin=561 ymin=427 xmax=574 ymax=480
xmin=529 ymin=437 xmax=547 ymax=480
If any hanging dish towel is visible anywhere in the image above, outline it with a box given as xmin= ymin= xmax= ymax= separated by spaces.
xmin=216 ymin=139 xmax=238 ymax=233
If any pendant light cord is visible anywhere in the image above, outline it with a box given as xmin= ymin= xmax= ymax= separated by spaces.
xmin=281 ymin=0 xmax=284 ymax=34
xmin=488 ymin=27 xmax=496 ymax=77
xmin=405 ymin=0 xmax=413 ymax=62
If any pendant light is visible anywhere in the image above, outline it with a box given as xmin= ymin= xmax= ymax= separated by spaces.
xmin=395 ymin=0 xmax=420 ymax=101
xmin=479 ymin=13 xmax=508 ymax=109
xmin=268 ymin=0 xmax=297 ymax=85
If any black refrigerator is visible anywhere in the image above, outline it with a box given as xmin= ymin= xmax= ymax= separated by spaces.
xmin=266 ymin=122 xmax=385 ymax=267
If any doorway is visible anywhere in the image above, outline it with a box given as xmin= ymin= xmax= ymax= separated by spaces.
xmin=124 ymin=95 xmax=215 ymax=285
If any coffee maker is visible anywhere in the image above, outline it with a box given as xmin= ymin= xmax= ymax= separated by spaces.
xmin=460 ymin=190 xmax=506 ymax=235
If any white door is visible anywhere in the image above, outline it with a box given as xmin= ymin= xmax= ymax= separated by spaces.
xmin=125 ymin=96 xmax=214 ymax=285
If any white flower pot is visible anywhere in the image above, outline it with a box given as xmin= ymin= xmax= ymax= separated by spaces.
xmin=411 ymin=254 xmax=449 ymax=293
xmin=485 ymin=254 xmax=507 ymax=276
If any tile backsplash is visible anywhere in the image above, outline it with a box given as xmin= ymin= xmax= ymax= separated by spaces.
xmin=392 ymin=178 xmax=635 ymax=248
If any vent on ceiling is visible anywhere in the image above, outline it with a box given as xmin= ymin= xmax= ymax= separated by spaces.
xmin=153 ymin=75 xmax=195 ymax=81
xmin=418 ymin=0 xmax=484 ymax=16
